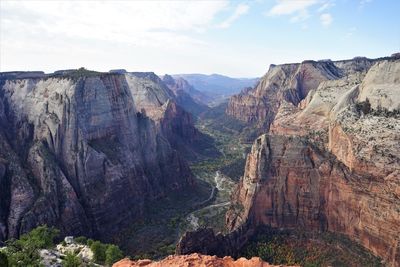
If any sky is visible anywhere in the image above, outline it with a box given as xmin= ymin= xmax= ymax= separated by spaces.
xmin=0 ymin=0 xmax=399 ymax=77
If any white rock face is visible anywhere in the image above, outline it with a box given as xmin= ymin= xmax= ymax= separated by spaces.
xmin=40 ymin=249 xmax=63 ymax=267
xmin=358 ymin=59 xmax=400 ymax=110
xmin=41 ymin=236 xmax=98 ymax=267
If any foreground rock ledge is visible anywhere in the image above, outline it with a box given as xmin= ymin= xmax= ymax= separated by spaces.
xmin=113 ymin=253 xmax=297 ymax=267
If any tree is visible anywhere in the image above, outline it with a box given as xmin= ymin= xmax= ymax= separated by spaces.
xmin=105 ymin=244 xmax=124 ymax=266
xmin=4 ymin=225 xmax=59 ymax=266
xmin=356 ymin=98 xmax=371 ymax=115
xmin=18 ymin=225 xmax=60 ymax=249
xmin=74 ymin=236 xmax=88 ymax=245
xmin=0 ymin=251 xmax=8 ymax=266
xmin=90 ymin=241 xmax=107 ymax=263
xmin=62 ymin=252 xmax=82 ymax=267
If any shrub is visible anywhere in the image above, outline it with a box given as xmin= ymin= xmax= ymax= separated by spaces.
xmin=4 ymin=225 xmax=59 ymax=266
xmin=87 ymin=239 xmax=94 ymax=246
xmin=0 ymin=251 xmax=8 ymax=266
xmin=62 ymin=252 xmax=82 ymax=267
xmin=105 ymin=244 xmax=124 ymax=265
xmin=355 ymin=98 xmax=371 ymax=115
xmin=90 ymin=241 xmax=107 ymax=263
xmin=74 ymin=236 xmax=88 ymax=245
xmin=18 ymin=225 xmax=59 ymax=249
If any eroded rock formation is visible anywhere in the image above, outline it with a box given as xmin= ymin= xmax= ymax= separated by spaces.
xmin=226 ymin=57 xmax=374 ymax=130
xmin=226 ymin=56 xmax=400 ymax=265
xmin=0 ymin=70 xmax=194 ymax=241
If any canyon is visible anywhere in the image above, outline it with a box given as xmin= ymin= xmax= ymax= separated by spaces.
xmin=0 ymin=54 xmax=399 ymax=267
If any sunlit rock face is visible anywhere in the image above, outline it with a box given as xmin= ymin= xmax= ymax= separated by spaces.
xmin=113 ymin=253 xmax=294 ymax=267
xmin=0 ymin=71 xmax=194 ymax=241
xmin=226 ymin=56 xmax=400 ymax=266
xmin=226 ymin=57 xmax=374 ymax=130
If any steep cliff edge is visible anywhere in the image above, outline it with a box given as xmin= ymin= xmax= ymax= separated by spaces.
xmin=0 ymin=70 xmax=194 ymax=242
xmin=127 ymin=72 xmax=219 ymax=160
xmin=226 ymin=56 xmax=400 ymax=265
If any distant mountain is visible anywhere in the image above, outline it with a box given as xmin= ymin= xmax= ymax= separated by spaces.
xmin=172 ymin=74 xmax=258 ymax=105
xmin=162 ymin=74 xmax=212 ymax=113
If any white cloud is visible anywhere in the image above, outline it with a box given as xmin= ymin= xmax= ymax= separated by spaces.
xmin=317 ymin=1 xmax=335 ymax=12
xmin=359 ymin=0 xmax=373 ymax=8
xmin=267 ymin=0 xmax=318 ymax=16
xmin=267 ymin=0 xmax=335 ymax=24
xmin=320 ymin=13 xmax=333 ymax=26
xmin=0 ymin=1 xmax=229 ymax=49
xmin=218 ymin=3 xmax=249 ymax=29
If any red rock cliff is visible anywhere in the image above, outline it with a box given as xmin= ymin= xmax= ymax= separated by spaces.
xmin=226 ymin=56 xmax=400 ymax=266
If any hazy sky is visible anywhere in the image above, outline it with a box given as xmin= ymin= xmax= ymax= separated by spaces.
xmin=1 ymin=0 xmax=399 ymax=77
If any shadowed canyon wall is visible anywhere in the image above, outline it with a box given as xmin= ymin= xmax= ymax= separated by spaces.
xmin=0 ymin=71 xmax=196 ymax=241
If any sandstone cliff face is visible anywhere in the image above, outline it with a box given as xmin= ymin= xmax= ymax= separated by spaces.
xmin=226 ymin=58 xmax=373 ymax=130
xmin=226 ymin=56 xmax=400 ymax=266
xmin=113 ymin=253 xmax=291 ymax=267
xmin=128 ymin=73 xmax=218 ymax=160
xmin=0 ymin=71 xmax=194 ymax=241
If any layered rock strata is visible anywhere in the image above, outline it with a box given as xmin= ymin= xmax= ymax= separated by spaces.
xmin=0 ymin=70 xmax=194 ymax=241
xmin=226 ymin=57 xmax=375 ymax=130
xmin=226 ymin=56 xmax=400 ymax=265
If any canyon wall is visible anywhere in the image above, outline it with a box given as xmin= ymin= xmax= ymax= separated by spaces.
xmin=225 ymin=56 xmax=400 ymax=265
xmin=0 ymin=70 xmax=195 ymax=241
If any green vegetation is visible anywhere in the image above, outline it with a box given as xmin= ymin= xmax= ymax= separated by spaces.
xmin=356 ymin=98 xmax=400 ymax=118
xmin=239 ymin=227 xmax=383 ymax=267
xmin=50 ymin=67 xmax=104 ymax=80
xmin=105 ymin=245 xmax=124 ymax=265
xmin=1 ymin=226 xmax=124 ymax=266
xmin=113 ymin=179 xmax=212 ymax=259
xmin=3 ymin=225 xmax=59 ymax=266
xmin=0 ymin=251 xmax=8 ymax=266
xmin=62 ymin=252 xmax=82 ymax=267
xmin=74 ymin=236 xmax=87 ymax=245
xmin=90 ymin=241 xmax=108 ymax=263
xmin=356 ymin=98 xmax=371 ymax=115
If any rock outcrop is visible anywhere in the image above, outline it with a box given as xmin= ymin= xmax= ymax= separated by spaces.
xmin=0 ymin=70 xmax=194 ymax=242
xmin=226 ymin=55 xmax=400 ymax=266
xmin=113 ymin=253 xmax=293 ymax=267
